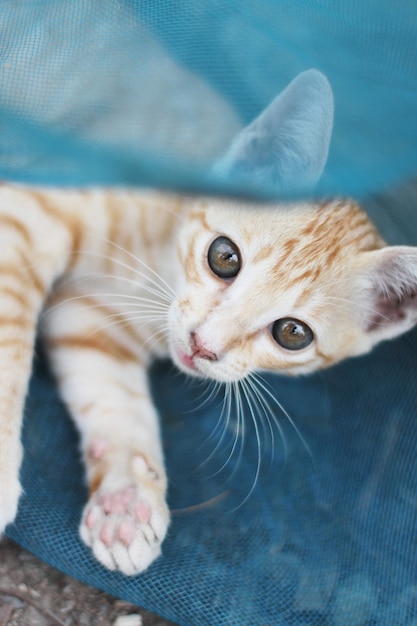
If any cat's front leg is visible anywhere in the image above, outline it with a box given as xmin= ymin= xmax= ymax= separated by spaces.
xmin=0 ymin=203 xmax=74 ymax=534
xmin=78 ymin=391 xmax=169 ymax=576
xmin=44 ymin=305 xmax=170 ymax=575
xmin=0 ymin=275 xmax=42 ymax=533
xmin=56 ymin=365 xmax=169 ymax=576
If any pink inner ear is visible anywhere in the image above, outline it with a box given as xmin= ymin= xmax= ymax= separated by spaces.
xmin=364 ymin=245 xmax=417 ymax=334
xmin=367 ymin=290 xmax=417 ymax=332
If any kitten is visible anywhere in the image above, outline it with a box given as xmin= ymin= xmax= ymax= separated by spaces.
xmin=0 ymin=70 xmax=416 ymax=576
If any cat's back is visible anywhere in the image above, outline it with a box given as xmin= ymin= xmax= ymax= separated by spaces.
xmin=0 ymin=182 xmax=185 ymax=227
xmin=0 ymin=184 xmax=187 ymax=275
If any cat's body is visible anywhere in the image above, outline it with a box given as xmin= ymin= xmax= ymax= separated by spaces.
xmin=1 ymin=70 xmax=417 ymax=576
xmin=0 ymin=186 xmax=186 ymax=574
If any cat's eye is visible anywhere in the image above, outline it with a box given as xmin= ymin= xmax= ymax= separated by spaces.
xmin=207 ymin=236 xmax=241 ymax=280
xmin=272 ymin=318 xmax=314 ymax=351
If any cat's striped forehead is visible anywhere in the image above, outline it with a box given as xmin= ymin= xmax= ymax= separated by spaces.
xmin=183 ymin=198 xmax=382 ymax=281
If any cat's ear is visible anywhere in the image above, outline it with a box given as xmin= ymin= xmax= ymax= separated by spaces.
xmin=360 ymin=246 xmax=417 ymax=345
xmin=214 ymin=69 xmax=334 ymax=190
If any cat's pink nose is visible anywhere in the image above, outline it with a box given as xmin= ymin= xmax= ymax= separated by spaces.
xmin=190 ymin=332 xmax=218 ymax=361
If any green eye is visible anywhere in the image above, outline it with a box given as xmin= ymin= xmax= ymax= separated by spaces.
xmin=207 ymin=236 xmax=241 ymax=280
xmin=272 ymin=318 xmax=314 ymax=351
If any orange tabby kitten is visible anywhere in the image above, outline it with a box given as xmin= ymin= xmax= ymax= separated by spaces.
xmin=0 ymin=71 xmax=416 ymax=575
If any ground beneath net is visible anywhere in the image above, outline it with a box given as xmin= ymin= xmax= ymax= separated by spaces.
xmin=0 ymin=539 xmax=177 ymax=626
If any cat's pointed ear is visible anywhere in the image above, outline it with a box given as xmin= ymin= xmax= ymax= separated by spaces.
xmin=361 ymin=246 xmax=417 ymax=345
xmin=214 ymin=69 xmax=334 ymax=190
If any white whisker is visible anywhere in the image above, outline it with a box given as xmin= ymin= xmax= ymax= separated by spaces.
xmin=230 ymin=379 xmax=261 ymax=510
xmin=141 ymin=325 xmax=171 ymax=351
xmin=243 ymin=376 xmax=278 ymax=462
xmin=57 ymin=268 xmax=174 ymax=304
xmin=251 ymin=373 xmax=312 ymax=459
xmin=43 ymin=290 xmax=170 ymax=327
xmin=186 ymin=379 xmax=221 ymax=414
xmin=76 ymin=313 xmax=169 ymax=354
xmin=210 ymin=382 xmax=244 ymax=479
xmin=198 ymin=382 xmax=232 ymax=468
xmin=83 ymin=237 xmax=177 ymax=299
xmin=321 ymin=295 xmax=392 ymax=325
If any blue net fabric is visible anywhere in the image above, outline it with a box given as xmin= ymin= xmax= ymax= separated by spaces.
xmin=1 ymin=0 xmax=417 ymax=197
xmin=2 ymin=1 xmax=417 ymax=625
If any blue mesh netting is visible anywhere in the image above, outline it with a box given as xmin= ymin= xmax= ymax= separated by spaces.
xmin=2 ymin=1 xmax=417 ymax=625
xmin=1 ymin=0 xmax=417 ymax=196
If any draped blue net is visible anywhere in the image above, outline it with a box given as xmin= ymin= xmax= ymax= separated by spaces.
xmin=2 ymin=1 xmax=417 ymax=624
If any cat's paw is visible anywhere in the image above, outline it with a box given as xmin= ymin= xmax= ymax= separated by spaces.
xmin=80 ymin=479 xmax=169 ymax=576
xmin=0 ymin=477 xmax=21 ymax=534
xmin=0 ymin=443 xmax=23 ymax=533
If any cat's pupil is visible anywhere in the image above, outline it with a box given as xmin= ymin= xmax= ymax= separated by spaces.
xmin=207 ymin=236 xmax=241 ymax=280
xmin=272 ymin=318 xmax=314 ymax=351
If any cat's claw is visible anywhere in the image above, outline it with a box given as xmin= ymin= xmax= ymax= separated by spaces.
xmin=80 ymin=482 xmax=169 ymax=575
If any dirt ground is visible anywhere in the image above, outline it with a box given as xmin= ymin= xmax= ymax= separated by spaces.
xmin=0 ymin=538 xmax=178 ymax=626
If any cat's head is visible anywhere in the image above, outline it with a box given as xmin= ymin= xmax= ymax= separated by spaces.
xmin=169 ymin=198 xmax=417 ymax=382
xmin=168 ymin=70 xmax=417 ymax=382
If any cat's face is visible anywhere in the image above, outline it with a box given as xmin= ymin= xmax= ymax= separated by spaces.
xmin=168 ymin=198 xmax=417 ymax=382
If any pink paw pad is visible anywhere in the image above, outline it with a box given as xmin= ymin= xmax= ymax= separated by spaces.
xmin=100 ymin=492 xmax=128 ymax=515
xmin=121 ymin=486 xmax=136 ymax=505
xmin=101 ymin=494 xmax=114 ymax=514
xmin=135 ymin=501 xmax=152 ymax=524
xmin=86 ymin=508 xmax=98 ymax=530
xmin=100 ymin=521 xmax=114 ymax=547
xmin=89 ymin=438 xmax=108 ymax=460
xmin=118 ymin=520 xmax=136 ymax=546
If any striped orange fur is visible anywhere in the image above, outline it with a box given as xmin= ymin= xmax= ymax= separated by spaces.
xmin=0 ymin=184 xmax=416 ymax=576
